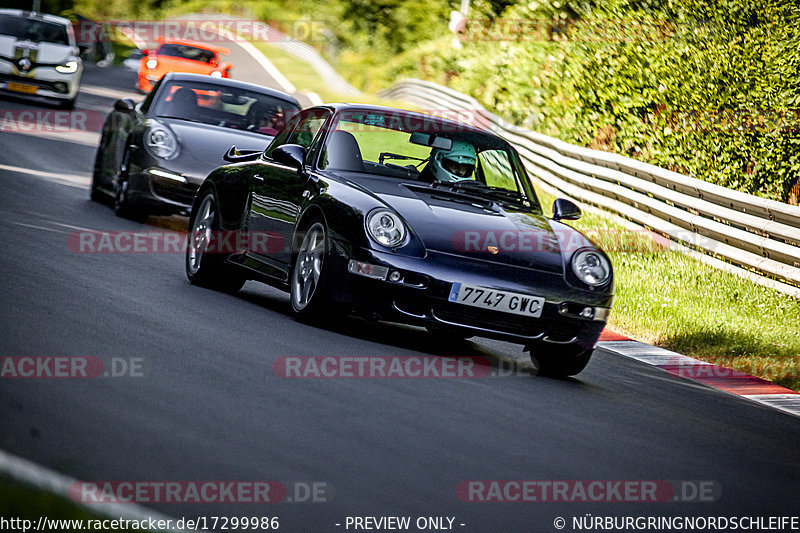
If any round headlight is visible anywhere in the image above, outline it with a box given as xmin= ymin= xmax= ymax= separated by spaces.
xmin=210 ymin=71 xmax=223 ymax=78
xmin=143 ymin=124 xmax=179 ymax=160
xmin=146 ymin=59 xmax=158 ymax=69
xmin=366 ymin=209 xmax=407 ymax=248
xmin=571 ymin=250 xmax=610 ymax=287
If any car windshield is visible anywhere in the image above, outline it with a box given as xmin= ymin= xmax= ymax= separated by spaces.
xmin=157 ymin=43 xmax=215 ymax=63
xmin=151 ymin=81 xmax=300 ymax=135
xmin=0 ymin=14 xmax=69 ymax=45
xmin=321 ymin=109 xmax=540 ymax=210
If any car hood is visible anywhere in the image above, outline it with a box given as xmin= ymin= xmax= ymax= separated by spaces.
xmin=159 ymin=118 xmax=272 ymax=183
xmin=346 ymin=177 xmax=568 ymax=273
xmin=0 ymin=36 xmax=75 ymax=64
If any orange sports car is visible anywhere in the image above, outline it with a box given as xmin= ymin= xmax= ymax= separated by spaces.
xmin=137 ymin=37 xmax=232 ymax=93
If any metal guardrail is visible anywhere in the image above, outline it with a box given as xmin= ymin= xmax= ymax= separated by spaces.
xmin=380 ymin=79 xmax=800 ymax=295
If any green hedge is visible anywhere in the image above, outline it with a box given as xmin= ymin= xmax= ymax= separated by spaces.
xmin=338 ymin=0 xmax=800 ymax=203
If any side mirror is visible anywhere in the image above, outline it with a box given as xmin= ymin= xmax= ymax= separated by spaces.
xmin=552 ymin=198 xmax=581 ymax=221
xmin=272 ymin=144 xmax=306 ymax=171
xmin=223 ymin=145 xmax=263 ymax=163
xmin=220 ymin=61 xmax=233 ymax=73
xmin=114 ymin=98 xmax=135 ymax=112
xmin=140 ymin=49 xmax=150 ymax=56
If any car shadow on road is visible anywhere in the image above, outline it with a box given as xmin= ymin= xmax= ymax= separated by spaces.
xmin=233 ymin=286 xmax=563 ymax=379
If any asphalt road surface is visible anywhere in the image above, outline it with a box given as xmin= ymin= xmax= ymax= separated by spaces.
xmin=1 ymin=65 xmax=799 ymax=533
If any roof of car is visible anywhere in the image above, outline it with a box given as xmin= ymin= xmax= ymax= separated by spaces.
xmin=156 ymin=37 xmax=230 ymax=56
xmin=0 ymin=9 xmax=71 ymax=26
xmin=317 ymin=103 xmax=490 ymax=136
xmin=159 ymin=72 xmax=300 ymax=106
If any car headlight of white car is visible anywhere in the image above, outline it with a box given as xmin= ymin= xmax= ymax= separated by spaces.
xmin=55 ymin=59 xmax=79 ymax=74
xmin=144 ymin=123 xmax=179 ymax=160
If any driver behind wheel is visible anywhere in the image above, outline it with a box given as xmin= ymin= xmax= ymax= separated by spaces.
xmin=420 ymin=140 xmax=477 ymax=182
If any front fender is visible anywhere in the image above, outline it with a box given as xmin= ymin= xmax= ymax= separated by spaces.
xmin=198 ymin=163 xmax=253 ymax=229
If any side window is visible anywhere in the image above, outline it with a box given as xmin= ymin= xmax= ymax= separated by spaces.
xmin=263 ymin=114 xmax=301 ymax=158
xmin=286 ymin=114 xmax=327 ymax=149
xmin=478 ymin=149 xmax=517 ymax=190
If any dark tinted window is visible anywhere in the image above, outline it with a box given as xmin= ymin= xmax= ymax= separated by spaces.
xmin=157 ymin=43 xmax=215 ymax=64
xmin=150 ymin=80 xmax=299 ymax=135
xmin=0 ymin=14 xmax=69 ymax=45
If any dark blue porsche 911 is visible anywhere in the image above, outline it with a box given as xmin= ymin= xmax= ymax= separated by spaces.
xmin=185 ymin=104 xmax=614 ymax=376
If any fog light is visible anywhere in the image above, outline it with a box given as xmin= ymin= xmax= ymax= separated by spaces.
xmin=389 ymin=271 xmax=402 ymax=282
xmin=579 ymin=307 xmax=594 ymax=319
xmin=347 ymin=259 xmax=388 ymax=280
xmin=53 ymin=82 xmax=68 ymax=93
xmin=594 ymin=307 xmax=610 ymax=321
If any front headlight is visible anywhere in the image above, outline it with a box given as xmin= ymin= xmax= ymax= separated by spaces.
xmin=55 ymin=60 xmax=78 ymax=74
xmin=210 ymin=71 xmax=223 ymax=78
xmin=366 ymin=209 xmax=407 ymax=248
xmin=571 ymin=249 xmax=610 ymax=287
xmin=143 ymin=123 xmax=179 ymax=160
xmin=146 ymin=59 xmax=158 ymax=69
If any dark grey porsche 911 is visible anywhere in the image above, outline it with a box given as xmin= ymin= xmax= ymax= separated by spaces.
xmin=186 ymin=104 xmax=614 ymax=376
xmin=90 ymin=72 xmax=300 ymax=220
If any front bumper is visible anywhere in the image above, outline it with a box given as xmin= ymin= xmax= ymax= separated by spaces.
xmin=0 ymin=64 xmax=81 ymax=102
xmin=330 ymin=245 xmax=612 ymax=350
xmin=127 ymin=165 xmax=202 ymax=215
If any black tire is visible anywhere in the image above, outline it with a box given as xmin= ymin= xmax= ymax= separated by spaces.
xmin=113 ymin=175 xmax=145 ymax=222
xmin=289 ymin=221 xmax=332 ymax=318
xmin=185 ymin=191 xmax=246 ymax=294
xmin=90 ymin=132 xmax=108 ymax=203
xmin=112 ymin=149 xmax=146 ymax=222
xmin=527 ymin=345 xmax=593 ymax=377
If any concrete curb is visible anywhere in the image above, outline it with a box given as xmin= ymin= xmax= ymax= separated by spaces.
xmin=597 ymin=330 xmax=800 ymax=418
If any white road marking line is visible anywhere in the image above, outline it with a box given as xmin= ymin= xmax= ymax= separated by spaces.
xmin=213 ymin=27 xmax=296 ymax=94
xmin=10 ymin=222 xmax=68 ymax=234
xmin=0 ymin=163 xmax=91 ymax=188
xmin=80 ymin=85 xmax=141 ymax=100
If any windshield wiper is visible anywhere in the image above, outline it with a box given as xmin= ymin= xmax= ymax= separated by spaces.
xmin=434 ymin=180 xmax=528 ymax=206
xmin=379 ymin=152 xmax=427 ymax=167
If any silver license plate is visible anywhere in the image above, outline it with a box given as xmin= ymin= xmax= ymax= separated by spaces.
xmin=448 ymin=283 xmax=544 ymax=318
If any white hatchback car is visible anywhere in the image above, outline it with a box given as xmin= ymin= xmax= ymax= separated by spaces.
xmin=0 ymin=9 xmax=83 ymax=109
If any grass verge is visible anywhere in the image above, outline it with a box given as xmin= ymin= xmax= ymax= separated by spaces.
xmin=535 ymin=186 xmax=800 ymax=391
xmin=248 ymin=41 xmax=413 ymax=108
xmin=0 ymin=477 xmax=148 ymax=531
